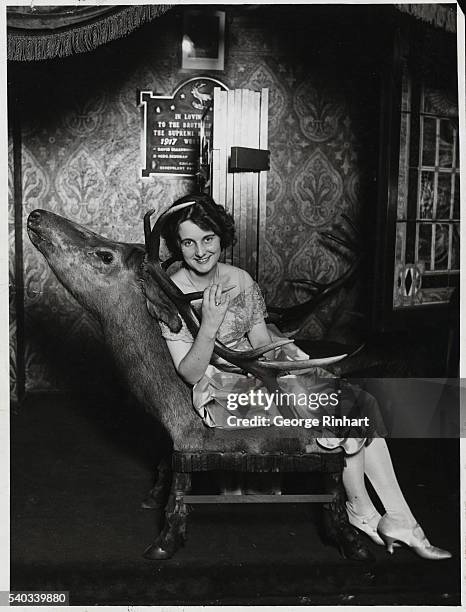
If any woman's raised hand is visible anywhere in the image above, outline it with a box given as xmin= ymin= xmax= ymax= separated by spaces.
xmin=200 ymin=283 xmax=230 ymax=337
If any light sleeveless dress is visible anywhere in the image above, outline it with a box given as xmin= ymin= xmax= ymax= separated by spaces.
xmin=159 ymin=263 xmax=385 ymax=452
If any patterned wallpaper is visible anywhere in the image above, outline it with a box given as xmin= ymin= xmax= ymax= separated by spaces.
xmin=9 ymin=130 xmax=17 ymax=402
xmin=9 ymin=6 xmax=381 ymax=395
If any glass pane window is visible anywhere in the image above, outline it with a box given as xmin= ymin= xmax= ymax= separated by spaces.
xmin=423 ymin=87 xmax=458 ymax=118
xmin=394 ymin=76 xmax=459 ymax=309
xmin=419 ymin=171 xmax=434 ymax=219
xmin=433 ymin=223 xmax=450 ymax=270
xmin=436 ymin=174 xmax=452 ymax=219
xmin=451 ymin=224 xmax=460 ymax=270
xmin=421 ymin=117 xmax=436 ymax=166
xmin=417 ymin=223 xmax=432 ymax=270
xmin=395 ymin=222 xmax=406 ymax=262
xmin=453 ymin=175 xmax=460 ymax=219
xmin=438 ymin=119 xmax=455 ymax=168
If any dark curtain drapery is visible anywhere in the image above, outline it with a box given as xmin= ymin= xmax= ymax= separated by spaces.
xmin=8 ymin=4 xmax=457 ymax=62
xmin=395 ymin=3 xmax=457 ymax=33
xmin=7 ymin=5 xmax=173 ymax=61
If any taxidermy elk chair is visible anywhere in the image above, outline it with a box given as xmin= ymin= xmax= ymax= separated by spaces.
xmin=141 ymin=205 xmax=370 ymax=562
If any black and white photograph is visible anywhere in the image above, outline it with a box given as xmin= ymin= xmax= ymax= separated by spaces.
xmin=5 ymin=1 xmax=464 ymax=608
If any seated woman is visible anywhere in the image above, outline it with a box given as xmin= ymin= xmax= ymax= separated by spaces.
xmin=157 ymin=192 xmax=451 ymax=561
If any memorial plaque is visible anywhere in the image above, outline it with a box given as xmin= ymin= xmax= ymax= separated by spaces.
xmin=140 ymin=77 xmax=228 ymax=177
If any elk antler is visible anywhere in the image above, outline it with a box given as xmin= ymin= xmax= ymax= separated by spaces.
xmin=142 ymin=207 xmax=338 ymax=419
xmin=320 ymin=213 xmax=360 ymax=258
xmin=267 ymin=213 xmax=362 ymax=332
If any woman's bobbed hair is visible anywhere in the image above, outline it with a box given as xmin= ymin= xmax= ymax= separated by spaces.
xmin=161 ymin=193 xmax=237 ymax=258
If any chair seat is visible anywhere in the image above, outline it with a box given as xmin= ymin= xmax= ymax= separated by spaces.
xmin=172 ymin=450 xmax=343 ymax=473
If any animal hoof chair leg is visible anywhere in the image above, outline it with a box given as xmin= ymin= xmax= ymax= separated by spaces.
xmin=143 ymin=538 xmax=177 ymax=560
xmin=143 ymin=471 xmax=191 ymax=561
xmin=333 ymin=524 xmax=375 ymax=562
xmin=141 ymin=456 xmax=172 ymax=510
xmin=141 ymin=495 xmax=163 ymax=510
xmin=322 ymin=471 xmax=375 ymax=562
xmin=142 ymin=510 xmax=186 ymax=561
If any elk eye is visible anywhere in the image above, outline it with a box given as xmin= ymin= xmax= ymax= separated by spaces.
xmin=96 ymin=251 xmax=114 ymax=264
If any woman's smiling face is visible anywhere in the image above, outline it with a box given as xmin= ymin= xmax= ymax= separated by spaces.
xmin=178 ymin=220 xmax=221 ymax=275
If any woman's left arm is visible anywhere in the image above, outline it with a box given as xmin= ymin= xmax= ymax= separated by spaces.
xmin=242 ymin=271 xmax=275 ymax=355
xmin=247 ymin=320 xmax=273 ymax=349
xmin=247 ymin=320 xmax=278 ymax=360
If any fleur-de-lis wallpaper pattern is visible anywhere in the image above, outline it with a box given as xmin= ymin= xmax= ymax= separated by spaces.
xmin=9 ymin=6 xmax=380 ymax=396
xmin=9 ymin=130 xmax=17 ymax=401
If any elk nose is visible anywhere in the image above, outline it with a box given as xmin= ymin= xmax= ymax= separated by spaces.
xmin=28 ymin=210 xmax=42 ymax=225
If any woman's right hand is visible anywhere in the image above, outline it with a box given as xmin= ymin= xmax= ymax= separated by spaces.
xmin=200 ymin=283 xmax=230 ymax=337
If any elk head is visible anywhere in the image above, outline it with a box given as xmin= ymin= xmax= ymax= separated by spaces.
xmin=27 ymin=209 xmax=145 ymax=320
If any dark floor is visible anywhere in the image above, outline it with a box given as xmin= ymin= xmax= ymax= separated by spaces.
xmin=11 ymin=393 xmax=461 ymax=606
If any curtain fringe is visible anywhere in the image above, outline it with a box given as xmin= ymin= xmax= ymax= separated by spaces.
xmin=8 ymin=5 xmax=173 ymax=61
xmin=395 ymin=4 xmax=456 ymax=34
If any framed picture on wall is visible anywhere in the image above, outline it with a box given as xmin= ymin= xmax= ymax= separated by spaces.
xmin=182 ymin=9 xmax=225 ymax=71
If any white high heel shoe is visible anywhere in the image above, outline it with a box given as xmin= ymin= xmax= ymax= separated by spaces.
xmin=377 ymin=513 xmax=452 ymax=560
xmin=346 ymin=503 xmax=385 ymax=546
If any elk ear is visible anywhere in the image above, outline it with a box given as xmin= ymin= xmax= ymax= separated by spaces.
xmin=142 ymin=266 xmax=182 ymax=333
xmin=124 ymin=245 xmax=145 ymax=271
